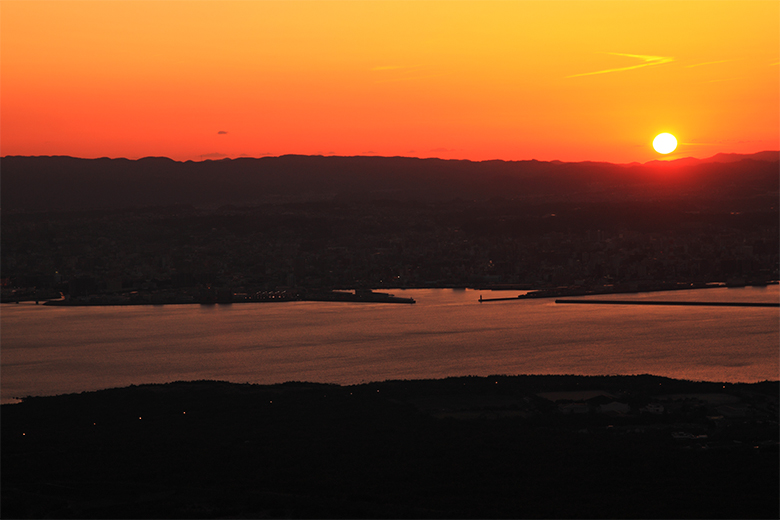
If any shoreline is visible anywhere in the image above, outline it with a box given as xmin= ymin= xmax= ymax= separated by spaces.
xmin=555 ymin=299 xmax=780 ymax=308
xmin=4 ymin=281 xmax=776 ymax=307
xmin=6 ymin=372 xmax=779 ymax=404
xmin=34 ymin=289 xmax=416 ymax=306
xmin=479 ymin=281 xmax=777 ymax=302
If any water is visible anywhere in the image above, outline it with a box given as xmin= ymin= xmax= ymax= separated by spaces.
xmin=2 ymin=286 xmax=778 ymax=403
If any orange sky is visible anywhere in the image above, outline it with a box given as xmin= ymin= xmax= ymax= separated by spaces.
xmin=2 ymin=1 xmax=778 ymax=163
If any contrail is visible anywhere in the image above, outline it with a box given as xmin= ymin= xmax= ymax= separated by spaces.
xmin=567 ymin=53 xmax=673 ymax=78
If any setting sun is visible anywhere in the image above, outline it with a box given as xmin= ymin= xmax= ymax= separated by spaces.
xmin=1 ymin=1 xmax=777 ymax=163
xmin=653 ymin=133 xmax=678 ymax=154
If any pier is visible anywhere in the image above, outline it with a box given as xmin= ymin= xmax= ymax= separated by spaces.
xmin=478 ymin=295 xmax=523 ymax=302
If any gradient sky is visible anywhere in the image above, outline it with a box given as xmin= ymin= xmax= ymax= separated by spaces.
xmin=2 ymin=1 xmax=778 ymax=163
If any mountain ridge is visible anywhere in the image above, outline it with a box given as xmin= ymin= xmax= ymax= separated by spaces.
xmin=2 ymin=152 xmax=777 ymax=213
xmin=5 ymin=149 xmax=777 ymax=166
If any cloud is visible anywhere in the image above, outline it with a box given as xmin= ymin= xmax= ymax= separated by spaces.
xmin=371 ymin=65 xmax=404 ymax=71
xmin=370 ymin=65 xmax=438 ymax=83
xmin=567 ymin=53 xmax=674 ymax=78
xmin=370 ymin=65 xmax=422 ymax=72
xmin=375 ymin=73 xmax=443 ymax=84
xmin=686 ymin=60 xmax=729 ymax=68
xmin=217 ymin=130 xmax=228 ymax=135
xmin=200 ymin=152 xmax=228 ymax=160
xmin=704 ymin=77 xmax=740 ymax=83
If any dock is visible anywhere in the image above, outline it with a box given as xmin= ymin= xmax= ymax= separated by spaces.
xmin=478 ymin=295 xmax=523 ymax=302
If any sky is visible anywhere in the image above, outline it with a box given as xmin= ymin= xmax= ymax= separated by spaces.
xmin=1 ymin=0 xmax=778 ymax=163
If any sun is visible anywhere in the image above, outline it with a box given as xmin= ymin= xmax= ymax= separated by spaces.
xmin=652 ymin=133 xmax=677 ymax=154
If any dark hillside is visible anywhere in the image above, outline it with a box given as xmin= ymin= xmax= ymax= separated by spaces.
xmin=2 ymin=376 xmax=778 ymax=518
xmin=2 ymin=153 xmax=777 ymax=213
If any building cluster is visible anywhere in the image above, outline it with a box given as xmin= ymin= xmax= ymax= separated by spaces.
xmin=2 ymin=201 xmax=777 ymax=301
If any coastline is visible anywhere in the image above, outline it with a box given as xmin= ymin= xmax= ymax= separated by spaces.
xmin=480 ymin=280 xmax=778 ymax=302
xmin=555 ymin=299 xmax=780 ymax=308
xmin=4 ymin=280 xmax=776 ymax=307
xmin=33 ymin=289 xmax=416 ymax=306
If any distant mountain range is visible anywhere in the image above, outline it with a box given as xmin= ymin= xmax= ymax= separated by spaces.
xmin=1 ymin=151 xmax=777 ymax=213
xmin=640 ymin=150 xmax=779 ymax=167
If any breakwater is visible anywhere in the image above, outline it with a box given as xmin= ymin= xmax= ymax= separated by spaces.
xmin=555 ymin=299 xmax=779 ymax=308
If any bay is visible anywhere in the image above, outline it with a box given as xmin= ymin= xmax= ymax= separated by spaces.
xmin=2 ymin=286 xmax=778 ymax=403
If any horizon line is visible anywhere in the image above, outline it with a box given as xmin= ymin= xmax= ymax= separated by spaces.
xmin=3 ymin=150 xmax=778 ymax=167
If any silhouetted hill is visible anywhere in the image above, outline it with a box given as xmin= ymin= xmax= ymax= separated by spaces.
xmin=2 ymin=153 xmax=777 ymax=212
xmin=2 ymin=376 xmax=777 ymax=518
xmin=643 ymin=150 xmax=780 ymax=168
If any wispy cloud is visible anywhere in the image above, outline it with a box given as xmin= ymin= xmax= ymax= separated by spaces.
xmin=370 ymin=65 xmax=422 ymax=72
xmin=375 ymin=73 xmax=443 ymax=84
xmin=217 ymin=130 xmax=228 ymax=135
xmin=567 ymin=53 xmax=674 ymax=78
xmin=370 ymin=65 xmax=438 ymax=83
xmin=704 ymin=77 xmax=741 ymax=83
xmin=371 ymin=65 xmax=404 ymax=71
xmin=770 ymin=61 xmax=779 ymax=66
xmin=200 ymin=152 xmax=228 ymax=160
xmin=686 ymin=59 xmax=729 ymax=68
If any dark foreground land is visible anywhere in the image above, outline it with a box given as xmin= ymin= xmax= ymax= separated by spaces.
xmin=2 ymin=375 xmax=778 ymax=519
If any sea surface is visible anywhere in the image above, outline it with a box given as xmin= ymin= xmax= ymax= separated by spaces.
xmin=2 ymin=286 xmax=778 ymax=403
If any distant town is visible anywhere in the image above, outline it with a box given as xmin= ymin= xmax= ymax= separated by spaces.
xmin=2 ymin=198 xmax=777 ymax=305
xmin=1 ymin=154 xmax=777 ymax=304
